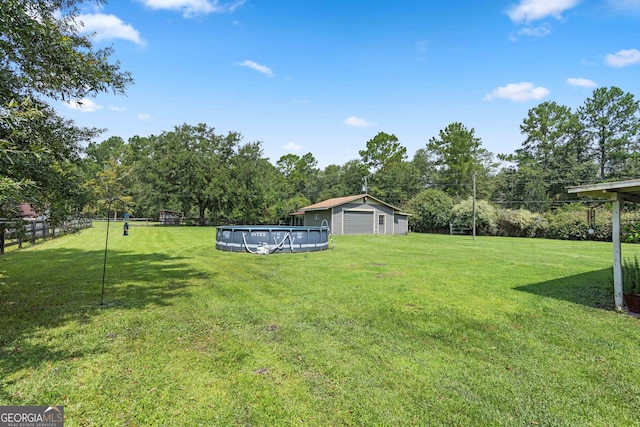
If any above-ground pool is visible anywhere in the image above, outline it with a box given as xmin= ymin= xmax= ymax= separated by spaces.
xmin=215 ymin=225 xmax=331 ymax=253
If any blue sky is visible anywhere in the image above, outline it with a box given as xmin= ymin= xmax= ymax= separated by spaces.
xmin=61 ymin=0 xmax=640 ymax=168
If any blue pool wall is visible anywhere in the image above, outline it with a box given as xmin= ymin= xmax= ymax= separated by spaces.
xmin=215 ymin=225 xmax=329 ymax=253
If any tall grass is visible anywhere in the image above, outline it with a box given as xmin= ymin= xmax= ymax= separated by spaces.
xmin=1 ymin=225 xmax=640 ymax=426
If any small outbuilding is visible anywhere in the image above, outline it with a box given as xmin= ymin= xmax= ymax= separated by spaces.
xmin=295 ymin=194 xmax=410 ymax=235
xmin=159 ymin=209 xmax=184 ymax=225
xmin=17 ymin=203 xmax=41 ymax=219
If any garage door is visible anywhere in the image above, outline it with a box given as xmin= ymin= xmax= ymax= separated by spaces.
xmin=344 ymin=211 xmax=374 ymax=234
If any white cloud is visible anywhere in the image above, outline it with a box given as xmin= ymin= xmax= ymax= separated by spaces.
xmin=109 ymin=105 xmax=126 ymax=111
xmin=137 ymin=113 xmax=152 ymax=120
xmin=567 ymin=77 xmax=597 ymax=88
xmin=64 ymin=98 xmax=103 ymax=112
xmin=608 ymin=0 xmax=640 ymax=11
xmin=236 ymin=60 xmax=274 ymax=77
xmin=77 ymin=14 xmax=144 ymax=45
xmin=140 ymin=0 xmax=246 ymax=17
xmin=507 ymin=0 xmax=580 ymax=23
xmin=484 ymin=82 xmax=550 ymax=102
xmin=344 ymin=116 xmax=375 ymax=128
xmin=223 ymin=0 xmax=246 ymax=12
xmin=282 ymin=142 xmax=303 ymax=152
xmin=606 ymin=48 xmax=640 ymax=67
xmin=516 ymin=23 xmax=551 ymax=37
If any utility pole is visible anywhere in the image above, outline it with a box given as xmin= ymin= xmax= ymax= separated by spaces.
xmin=472 ymin=173 xmax=477 ymax=241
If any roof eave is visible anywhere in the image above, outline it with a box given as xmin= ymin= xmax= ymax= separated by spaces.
xmin=567 ymin=179 xmax=640 ymax=203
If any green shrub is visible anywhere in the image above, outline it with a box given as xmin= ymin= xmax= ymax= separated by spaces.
xmin=622 ymin=222 xmax=640 ymax=243
xmin=545 ymin=207 xmax=611 ymax=242
xmin=451 ymin=198 xmax=498 ymax=236
xmin=405 ymin=189 xmax=453 ymax=232
xmin=496 ymin=208 xmax=547 ymax=238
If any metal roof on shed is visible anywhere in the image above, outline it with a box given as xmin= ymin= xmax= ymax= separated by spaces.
xmin=299 ymin=194 xmax=406 ymax=213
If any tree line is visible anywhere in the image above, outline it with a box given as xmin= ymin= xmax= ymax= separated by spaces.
xmin=80 ymin=84 xmax=639 ymax=228
xmin=2 ymin=1 xmax=639 ymax=234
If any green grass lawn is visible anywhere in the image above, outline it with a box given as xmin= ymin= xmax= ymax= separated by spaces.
xmin=2 ymin=224 xmax=640 ymax=426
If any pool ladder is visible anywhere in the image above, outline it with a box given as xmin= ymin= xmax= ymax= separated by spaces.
xmin=321 ymin=220 xmax=335 ymax=250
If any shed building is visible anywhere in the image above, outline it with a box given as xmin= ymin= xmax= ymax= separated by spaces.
xmin=295 ymin=194 xmax=409 ymax=235
xmin=159 ymin=209 xmax=184 ymax=225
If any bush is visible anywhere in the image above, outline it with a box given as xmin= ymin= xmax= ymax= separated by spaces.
xmin=496 ymin=208 xmax=547 ymax=238
xmin=405 ymin=189 xmax=453 ymax=233
xmin=451 ymin=198 xmax=498 ymax=236
xmin=622 ymin=222 xmax=640 ymax=243
xmin=545 ymin=207 xmax=611 ymax=242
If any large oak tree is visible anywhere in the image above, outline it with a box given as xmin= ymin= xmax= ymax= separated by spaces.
xmin=1 ymin=0 xmax=132 ymax=221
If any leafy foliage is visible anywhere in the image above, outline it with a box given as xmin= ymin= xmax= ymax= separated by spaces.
xmin=579 ymin=86 xmax=640 ymax=180
xmin=70 ymin=85 xmax=640 ymax=233
xmin=276 ymin=153 xmax=319 ymax=200
xmin=497 ymin=101 xmax=596 ymax=211
xmin=1 ymin=99 xmax=95 ymax=223
xmin=370 ymin=160 xmax=422 ymax=204
xmin=451 ymin=198 xmax=498 ymax=235
xmin=545 ymin=206 xmax=611 ymax=242
xmin=622 ymin=222 xmax=640 ymax=244
xmin=0 ymin=0 xmax=132 ymax=102
xmin=426 ymin=122 xmax=495 ymax=198
xmin=622 ymin=256 xmax=640 ymax=294
xmin=227 ymin=142 xmax=281 ymax=224
xmin=315 ymin=164 xmax=350 ymax=201
xmin=495 ymin=208 xmax=547 ymax=238
xmin=492 ymin=165 xmax=548 ymax=212
xmin=0 ymin=0 xmax=131 ymax=223
xmin=129 ymin=124 xmax=241 ymax=224
xmin=359 ymin=131 xmax=406 ymax=174
xmin=405 ymin=189 xmax=453 ymax=232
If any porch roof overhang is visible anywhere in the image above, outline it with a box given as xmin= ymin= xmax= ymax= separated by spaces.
xmin=567 ymin=179 xmax=640 ymax=203
xmin=567 ymin=179 xmax=640 ymax=313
